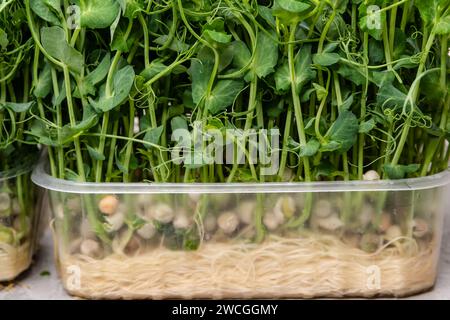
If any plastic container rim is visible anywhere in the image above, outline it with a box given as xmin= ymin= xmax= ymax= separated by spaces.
xmin=31 ymin=158 xmax=450 ymax=194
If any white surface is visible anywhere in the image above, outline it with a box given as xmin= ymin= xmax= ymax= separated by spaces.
xmin=1 ymin=216 xmax=449 ymax=300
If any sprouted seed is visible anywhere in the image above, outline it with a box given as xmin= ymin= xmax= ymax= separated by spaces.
xmin=363 ymin=170 xmax=381 ymax=181
xmin=137 ymin=223 xmax=157 ymax=240
xmin=98 ymin=196 xmax=120 ymax=216
xmin=385 ymin=225 xmax=403 ymax=241
xmin=217 ymin=212 xmax=240 ymax=235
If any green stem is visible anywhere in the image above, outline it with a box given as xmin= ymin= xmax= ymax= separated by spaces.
xmin=391 ymin=30 xmax=437 ymax=166
xmin=278 ymin=103 xmax=292 ymax=180
xmin=124 ymin=99 xmax=136 ymax=183
xmin=358 ymin=32 xmax=369 ymax=179
xmin=289 ymin=24 xmax=311 ymax=182
xmin=63 ymin=66 xmax=85 ymax=180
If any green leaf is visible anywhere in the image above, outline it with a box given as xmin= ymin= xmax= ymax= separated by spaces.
xmin=313 ymin=52 xmax=341 ymax=66
xmin=85 ymin=53 xmax=111 ymax=86
xmin=315 ymin=161 xmax=339 ymax=179
xmin=203 ymin=30 xmax=232 ymax=44
xmin=330 ymin=0 xmax=350 ymax=13
xmin=275 ymin=46 xmax=316 ymax=92
xmin=274 ymin=0 xmax=311 ymax=13
xmin=359 ymin=118 xmax=376 ymax=133
xmin=415 ymin=0 xmax=446 ymax=24
xmin=339 ymin=94 xmax=354 ymax=112
xmin=41 ymin=26 xmax=83 ymax=74
xmin=358 ymin=2 xmax=386 ymax=40
xmin=371 ymin=71 xmax=395 ymax=87
xmin=34 ymin=63 xmax=52 ymax=98
xmin=1 ymin=102 xmax=35 ymax=113
xmin=376 ymin=84 xmax=407 ymax=110
xmin=247 ymin=31 xmax=279 ymax=80
xmin=78 ymin=0 xmax=120 ymax=29
xmin=117 ymin=0 xmax=145 ymax=19
xmin=323 ymin=110 xmax=359 ymax=153
xmin=90 ymin=65 xmax=135 ymax=112
xmin=384 ymin=164 xmax=420 ymax=179
xmin=231 ymin=41 xmax=252 ymax=69
xmin=337 ymin=63 xmax=366 ymax=86
xmin=77 ymin=53 xmax=111 ymax=97
xmin=206 ymin=80 xmax=244 ymax=115
xmin=30 ymin=109 xmax=98 ymax=147
xmin=87 ymin=145 xmax=105 ymax=161
xmin=299 ymin=139 xmax=320 ymax=157
xmin=0 ymin=28 xmax=8 ymax=50
xmin=313 ymin=83 xmax=328 ymax=101
xmin=171 ymin=116 xmax=189 ymax=132
xmin=189 ymin=57 xmax=214 ymax=105
xmin=272 ymin=0 xmax=311 ymax=24
xmin=30 ymin=0 xmax=61 ymax=25
xmin=258 ymin=5 xmax=276 ymax=28
xmin=143 ymin=126 xmax=164 ymax=148
xmin=421 ymin=72 xmax=447 ymax=104
xmin=154 ymin=35 xmax=190 ymax=52
xmin=140 ymin=61 xmax=168 ymax=81
xmin=111 ymin=65 xmax=135 ymax=106
xmin=436 ymin=15 xmax=450 ymax=34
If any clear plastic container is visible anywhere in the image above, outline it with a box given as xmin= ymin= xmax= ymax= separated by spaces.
xmin=1 ymin=163 xmax=43 ymax=281
xmin=32 ymin=159 xmax=450 ymax=299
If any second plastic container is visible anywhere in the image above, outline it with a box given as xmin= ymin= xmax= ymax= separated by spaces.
xmin=1 ymin=161 xmax=42 ymax=281
xmin=32 ymin=160 xmax=450 ymax=299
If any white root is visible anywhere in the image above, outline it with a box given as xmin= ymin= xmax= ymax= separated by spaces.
xmin=58 ymin=235 xmax=438 ymax=299
xmin=218 ymin=212 xmax=240 ymax=235
xmin=363 ymin=170 xmax=381 ymax=181
xmin=98 ymin=195 xmax=120 ymax=216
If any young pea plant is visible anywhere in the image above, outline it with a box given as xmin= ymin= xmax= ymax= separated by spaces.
xmin=0 ymin=0 xmax=39 ymax=272
xmin=24 ymin=0 xmax=450 ymax=251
